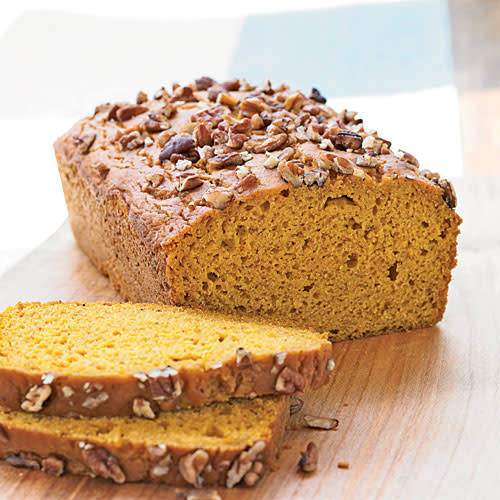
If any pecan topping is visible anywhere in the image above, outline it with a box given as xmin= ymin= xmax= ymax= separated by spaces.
xmin=147 ymin=366 xmax=182 ymax=400
xmin=82 ymin=392 xmax=109 ymax=409
xmin=6 ymin=454 xmax=40 ymax=471
xmin=240 ymin=98 xmax=269 ymax=116
xmin=226 ymin=441 xmax=266 ymax=488
xmin=236 ymin=173 xmax=258 ymax=193
xmin=395 ymin=149 xmax=419 ymax=167
xmin=298 ymin=442 xmax=318 ymax=473
xmin=195 ymin=76 xmax=216 ymax=91
xmin=275 ymin=366 xmax=306 ymax=395
xmin=235 ymin=165 xmax=251 ymax=179
xmin=227 ymin=130 xmax=247 ymax=149
xmin=333 ymin=156 xmax=355 ymax=175
xmin=42 ymin=456 xmax=65 ymax=477
xmin=73 ymin=133 xmax=96 ymax=154
xmin=356 ymin=152 xmax=379 ymax=167
xmin=250 ymin=133 xmax=287 ymax=153
xmin=176 ymin=174 xmax=203 ymax=192
xmin=304 ymin=415 xmax=339 ymax=430
xmin=326 ymin=359 xmax=335 ymax=371
xmin=145 ymin=172 xmax=164 ymax=188
xmin=203 ymin=189 xmax=233 ymax=209
xmin=250 ymin=113 xmax=265 ymax=130
xmin=143 ymin=117 xmax=169 ymax=133
xmin=171 ymin=86 xmax=197 ymax=103
xmin=217 ymin=92 xmax=238 ymax=109
xmin=264 ymin=154 xmax=279 ymax=169
xmin=207 ymin=85 xmax=223 ymax=102
xmin=438 ymin=178 xmax=457 ymax=208
xmin=21 ymin=384 xmax=52 ymax=412
xmin=231 ymin=118 xmax=252 ymax=134
xmin=119 ymin=131 xmax=144 ymax=150
xmin=150 ymin=454 xmax=172 ymax=478
xmin=285 ymin=92 xmax=305 ymax=113
xmin=290 ymin=396 xmax=304 ymax=416
xmin=278 ymin=160 xmax=304 ymax=187
xmin=132 ymin=397 xmax=156 ymax=419
xmin=334 ymin=130 xmax=363 ymax=150
xmin=80 ymin=443 xmax=126 ymax=484
xmin=136 ymin=91 xmax=148 ymax=104
xmin=153 ymin=87 xmax=169 ymax=100
xmin=159 ymin=136 xmax=195 ymax=162
xmin=179 ymin=449 xmax=210 ymax=488
xmin=221 ymin=79 xmax=240 ymax=91
xmin=271 ymin=352 xmax=287 ymax=374
xmin=157 ymin=129 xmax=177 ymax=148
xmin=309 ymin=87 xmax=327 ymax=104
xmin=303 ymin=169 xmax=328 ymax=187
xmin=207 ymin=152 xmax=243 ymax=170
xmin=194 ymin=123 xmax=213 ymax=147
xmin=236 ymin=348 xmax=252 ymax=368
xmin=116 ymin=104 xmax=148 ymax=121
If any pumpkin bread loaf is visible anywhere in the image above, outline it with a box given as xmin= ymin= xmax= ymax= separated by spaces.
xmin=0 ymin=396 xmax=288 ymax=487
xmin=0 ymin=302 xmax=333 ymax=417
xmin=54 ymin=78 xmax=461 ymax=340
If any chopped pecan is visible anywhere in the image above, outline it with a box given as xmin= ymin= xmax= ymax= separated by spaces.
xmin=107 ymin=103 xmax=121 ymax=121
xmin=227 ymin=130 xmax=247 ymax=149
xmin=236 ymin=173 xmax=258 ymax=193
xmin=438 ymin=178 xmax=457 ymax=208
xmin=278 ymin=160 xmax=304 ymax=187
xmin=176 ymin=174 xmax=203 ymax=192
xmin=179 ymin=449 xmax=210 ymax=488
xmin=174 ymin=158 xmax=193 ymax=170
xmin=73 ymin=133 xmax=96 ymax=154
xmin=195 ymin=76 xmax=216 ymax=91
xmin=42 ymin=456 xmax=65 ymax=477
xmin=305 ymin=124 xmax=322 ymax=142
xmin=207 ymin=85 xmax=223 ymax=102
xmin=6 ymin=454 xmax=40 ymax=471
xmin=145 ymin=172 xmax=164 ymax=188
xmin=290 ymin=396 xmax=304 ymax=416
xmin=147 ymin=366 xmax=182 ymax=400
xmin=249 ymin=133 xmax=287 ymax=153
xmin=221 ymin=79 xmax=240 ymax=91
xmin=396 ymin=149 xmax=419 ymax=167
xmin=159 ymin=136 xmax=195 ymax=161
xmin=231 ymin=118 xmax=252 ymax=134
xmin=132 ymin=398 xmax=156 ymax=419
xmin=356 ymin=152 xmax=378 ymax=168
xmin=334 ymin=130 xmax=363 ymax=150
xmin=150 ymin=454 xmax=172 ymax=478
xmin=80 ymin=443 xmax=126 ymax=484
xmin=240 ymin=98 xmax=269 ymax=116
xmin=303 ymin=169 xmax=328 ymax=187
xmin=264 ymin=154 xmax=279 ymax=169
xmin=217 ymin=92 xmax=238 ymax=109
xmin=119 ymin=130 xmax=144 ymax=150
xmin=304 ymin=415 xmax=339 ymax=430
xmin=333 ymin=156 xmax=355 ymax=175
xmin=116 ymin=104 xmax=149 ymax=121
xmin=203 ymin=189 xmax=233 ymax=209
xmin=326 ymin=359 xmax=335 ymax=371
xmin=207 ymin=152 xmax=243 ymax=170
xmin=226 ymin=441 xmax=266 ymax=488
xmin=61 ymin=385 xmax=74 ymax=398
xmin=21 ymin=384 xmax=52 ymax=412
xmin=236 ymin=348 xmax=252 ymax=368
xmin=136 ymin=91 xmax=148 ymax=104
xmin=250 ymin=113 xmax=265 ymax=130
xmin=275 ymin=366 xmax=306 ymax=394
xmin=285 ymin=92 xmax=305 ymax=113
xmin=171 ymin=86 xmax=197 ymax=103
xmin=157 ymin=129 xmax=177 ymax=148
xmin=298 ymin=442 xmax=318 ymax=473
xmin=143 ymin=117 xmax=169 ymax=133
xmin=82 ymin=392 xmax=109 ymax=409
xmin=309 ymin=87 xmax=327 ymax=104
xmin=194 ymin=123 xmax=213 ymax=147
xmin=235 ymin=165 xmax=251 ymax=179
xmin=259 ymin=79 xmax=273 ymax=94
xmin=153 ymin=87 xmax=169 ymax=100
xmin=271 ymin=352 xmax=287 ymax=374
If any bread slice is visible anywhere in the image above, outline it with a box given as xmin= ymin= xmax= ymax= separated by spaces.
xmin=0 ymin=302 xmax=333 ymax=417
xmin=0 ymin=396 xmax=288 ymax=487
xmin=54 ymin=78 xmax=461 ymax=340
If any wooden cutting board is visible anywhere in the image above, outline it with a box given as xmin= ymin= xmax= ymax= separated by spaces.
xmin=0 ymin=177 xmax=498 ymax=500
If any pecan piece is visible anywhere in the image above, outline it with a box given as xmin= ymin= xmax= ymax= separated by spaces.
xmin=278 ymin=160 xmax=304 ymax=187
xmin=143 ymin=117 xmax=169 ymax=133
xmin=227 ymin=130 xmax=247 ymax=149
xmin=119 ymin=130 xmax=144 ymax=150
xmin=250 ymin=133 xmax=287 ymax=153
xmin=42 ymin=456 xmax=65 ymax=477
xmin=298 ymin=442 xmax=318 ymax=473
xmin=334 ymin=130 xmax=363 ymax=150
xmin=235 ymin=173 xmax=258 ymax=193
xmin=82 ymin=392 xmax=109 ymax=409
xmin=395 ymin=149 xmax=419 ymax=167
xmin=207 ymin=152 xmax=243 ymax=170
xmin=203 ymin=189 xmax=233 ymax=209
xmin=326 ymin=359 xmax=335 ymax=371
xmin=231 ymin=118 xmax=252 ymax=134
xmin=221 ymin=79 xmax=240 ymax=91
xmin=159 ymin=136 xmax=195 ymax=162
xmin=207 ymin=85 xmax=223 ymax=102
xmin=275 ymin=366 xmax=306 ymax=394
xmin=21 ymin=384 xmax=52 ymax=412
xmin=195 ymin=76 xmax=216 ymax=91
xmin=176 ymin=173 xmax=203 ymax=192
xmin=226 ymin=441 xmax=266 ymax=488
xmin=438 ymin=178 xmax=457 ymax=208
xmin=309 ymin=87 xmax=327 ymax=104
xmin=150 ymin=454 xmax=172 ymax=479
xmin=132 ymin=398 xmax=156 ymax=419
xmin=303 ymin=169 xmax=328 ymax=187
xmin=171 ymin=86 xmax=198 ymax=103
xmin=194 ymin=123 xmax=213 ymax=147
xmin=285 ymin=92 xmax=305 ymax=113
xmin=147 ymin=366 xmax=182 ymax=400
xmin=80 ymin=443 xmax=126 ymax=484
xmin=217 ymin=92 xmax=238 ymax=109
xmin=179 ymin=449 xmax=210 ymax=488
xmin=6 ymin=454 xmax=40 ymax=470
xmin=290 ymin=396 xmax=304 ymax=416
xmin=304 ymin=415 xmax=339 ymax=430
xmin=236 ymin=348 xmax=252 ymax=368
xmin=116 ymin=104 xmax=148 ymax=121
xmin=136 ymin=90 xmax=148 ymax=104
xmin=73 ymin=133 xmax=96 ymax=154
xmin=240 ymin=98 xmax=268 ymax=116
xmin=333 ymin=156 xmax=355 ymax=175
xmin=356 ymin=152 xmax=379 ymax=167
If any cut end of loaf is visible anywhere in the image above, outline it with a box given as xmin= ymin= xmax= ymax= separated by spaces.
xmin=167 ymin=175 xmax=461 ymax=340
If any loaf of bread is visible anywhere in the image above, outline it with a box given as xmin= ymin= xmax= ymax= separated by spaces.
xmin=0 ymin=396 xmax=288 ymax=487
xmin=55 ymin=78 xmax=461 ymax=340
xmin=0 ymin=302 xmax=333 ymax=417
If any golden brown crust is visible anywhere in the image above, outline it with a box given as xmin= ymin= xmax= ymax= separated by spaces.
xmin=0 ymin=397 xmax=289 ymax=487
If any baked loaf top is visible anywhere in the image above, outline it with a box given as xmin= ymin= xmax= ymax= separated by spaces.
xmin=0 ymin=396 xmax=288 ymax=487
xmin=0 ymin=302 xmax=333 ymax=417
xmin=54 ymin=77 xmax=457 ymax=251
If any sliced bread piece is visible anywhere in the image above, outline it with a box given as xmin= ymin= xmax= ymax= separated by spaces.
xmin=0 ymin=302 xmax=333 ymax=417
xmin=0 ymin=396 xmax=288 ymax=487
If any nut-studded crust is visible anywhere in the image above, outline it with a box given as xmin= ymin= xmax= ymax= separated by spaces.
xmin=0 ymin=302 xmax=333 ymax=418
xmin=0 ymin=396 xmax=289 ymax=487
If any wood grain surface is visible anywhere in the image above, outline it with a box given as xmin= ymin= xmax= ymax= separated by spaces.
xmin=0 ymin=177 xmax=498 ymax=500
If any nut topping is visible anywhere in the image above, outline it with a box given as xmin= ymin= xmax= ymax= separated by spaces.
xmin=194 ymin=123 xmax=213 ymax=147
xmin=240 ymin=97 xmax=269 ymax=116
xmin=179 ymin=449 xmax=210 ymax=488
xmin=334 ymin=130 xmax=363 ymax=151
xmin=304 ymin=415 xmax=339 ymax=430
xmin=6 ymin=454 xmax=41 ymax=470
xmin=290 ymin=396 xmax=304 ymax=416
xmin=326 ymin=359 xmax=335 ymax=371
xmin=21 ymin=384 xmax=52 ymax=412
xmin=235 ymin=165 xmax=251 ymax=179
xmin=79 ymin=443 xmax=126 ymax=484
xmin=298 ymin=442 xmax=318 ymax=473
xmin=271 ymin=352 xmax=287 ymax=374
xmin=159 ymin=136 xmax=195 ymax=162
xmin=133 ymin=397 xmax=156 ymax=419
xmin=207 ymin=152 xmax=244 ymax=170
xmin=275 ymin=366 xmax=306 ymax=395
xmin=236 ymin=348 xmax=252 ymax=368
xmin=176 ymin=174 xmax=203 ymax=192
xmin=136 ymin=91 xmax=148 ymax=104
xmin=116 ymin=104 xmax=149 ymax=122
xmin=42 ymin=456 xmax=65 ymax=477
xmin=73 ymin=133 xmax=96 ymax=154
xmin=82 ymin=392 xmax=109 ymax=409
xmin=119 ymin=130 xmax=144 ymax=150
xmin=356 ymin=152 xmax=378 ymax=167
xmin=203 ymin=189 xmax=233 ymax=209
xmin=147 ymin=366 xmax=182 ymax=400
xmin=278 ymin=160 xmax=304 ymax=187
xmin=249 ymin=132 xmax=287 ymax=153
xmin=195 ymin=76 xmax=216 ymax=91
xmin=438 ymin=178 xmax=457 ymax=208
xmin=333 ymin=156 xmax=355 ymax=175
xmin=309 ymin=87 xmax=327 ymax=104
xmin=395 ymin=149 xmax=419 ymax=167
xmin=303 ymin=169 xmax=328 ymax=187
xmin=226 ymin=441 xmax=266 ymax=488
